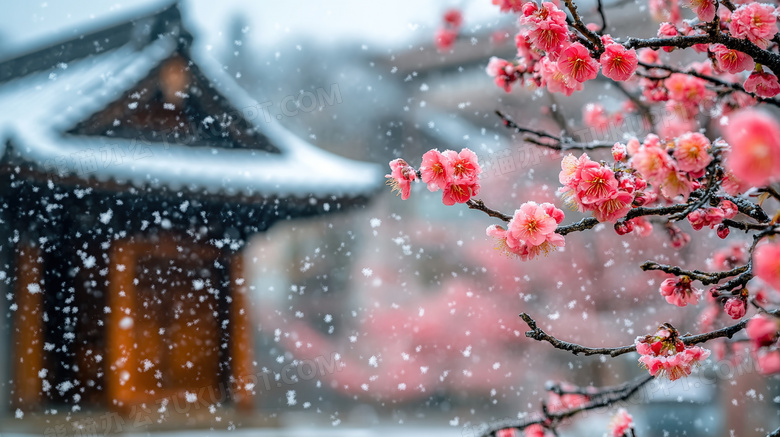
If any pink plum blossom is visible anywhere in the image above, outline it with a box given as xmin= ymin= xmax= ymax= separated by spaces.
xmin=724 ymin=297 xmax=746 ymax=320
xmin=609 ymin=408 xmax=634 ymax=437
xmin=577 ymin=165 xmax=618 ymax=204
xmin=442 ymin=179 xmax=480 ymax=205
xmin=487 ymin=57 xmax=521 ymax=92
xmin=508 ymin=201 xmax=560 ymax=246
xmin=631 ymin=143 xmax=674 ymax=185
xmin=744 ymin=70 xmax=780 ymax=98
xmin=539 ymin=57 xmax=584 ymax=96
xmin=557 ymin=42 xmax=600 ymax=83
xmin=746 ymin=314 xmax=778 ymax=348
xmin=754 ymin=242 xmax=780 ymax=291
xmin=729 ymin=3 xmax=778 ymax=49
xmin=681 ymin=0 xmax=717 ymax=22
xmin=657 ymin=22 xmax=679 ymax=52
xmin=583 ymin=103 xmax=609 ymax=130
xmin=444 ymin=148 xmax=482 ymax=180
xmin=493 ymin=0 xmax=524 ymax=14
xmin=659 ymin=276 xmax=702 ymax=306
xmin=758 ymin=351 xmax=780 ymax=374
xmin=710 ymin=44 xmax=754 ymax=74
xmin=599 ymin=44 xmax=638 ymax=81
xmin=673 ymin=132 xmax=712 ymax=173
xmin=520 ymin=2 xmax=569 ymax=54
xmin=723 ymin=109 xmax=780 ymax=187
xmin=636 ymin=325 xmax=710 ymax=380
xmin=524 ymin=425 xmax=546 ymax=437
xmin=419 ymin=149 xmax=451 ymax=192
xmin=443 ymin=9 xmax=463 ymax=27
xmin=612 ymin=143 xmax=627 ymax=162
xmin=386 ymin=159 xmax=417 ymax=200
xmin=593 ymin=191 xmax=634 ymax=223
xmin=435 ymin=27 xmax=458 ymax=51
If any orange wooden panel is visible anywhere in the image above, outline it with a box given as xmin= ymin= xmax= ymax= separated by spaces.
xmin=11 ymin=243 xmax=44 ymax=410
xmin=230 ymin=253 xmax=255 ymax=411
xmin=106 ymin=241 xmax=138 ymax=409
xmin=106 ymin=234 xmax=230 ymax=412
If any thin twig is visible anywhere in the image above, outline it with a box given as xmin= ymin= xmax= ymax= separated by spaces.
xmin=496 ymin=110 xmax=614 ymax=149
xmin=519 ymin=312 xmax=749 ymax=357
xmin=563 ymin=0 xmax=605 ymax=54
xmin=638 ymin=61 xmax=780 ymax=107
xmin=596 ymin=0 xmax=608 ymax=34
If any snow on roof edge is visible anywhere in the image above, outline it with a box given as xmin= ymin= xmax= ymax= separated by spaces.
xmin=0 ymin=35 xmax=382 ymax=200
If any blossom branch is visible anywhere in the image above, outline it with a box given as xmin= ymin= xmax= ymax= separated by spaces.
xmin=466 ymin=199 xmax=512 ymax=222
xmin=478 ymin=374 xmax=654 ymax=437
xmin=563 ymin=0 xmax=605 ymax=53
xmin=519 ymin=312 xmax=749 ymax=357
xmin=624 ymin=33 xmax=780 ymax=75
xmin=723 ymin=194 xmax=771 ymax=223
xmin=640 ymin=261 xmax=748 ymax=285
xmin=637 ymin=61 xmax=780 ymax=107
xmin=556 ymin=203 xmax=691 ymax=236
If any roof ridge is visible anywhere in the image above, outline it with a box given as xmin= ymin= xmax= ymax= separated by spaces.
xmin=0 ymin=0 xmax=185 ymax=84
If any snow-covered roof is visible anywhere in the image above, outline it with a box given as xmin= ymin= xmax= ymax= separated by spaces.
xmin=0 ymin=5 xmax=381 ymax=200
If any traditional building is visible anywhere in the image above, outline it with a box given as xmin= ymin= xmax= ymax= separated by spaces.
xmin=0 ymin=1 xmax=379 ymax=431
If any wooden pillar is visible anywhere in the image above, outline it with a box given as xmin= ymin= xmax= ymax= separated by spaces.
xmin=106 ymin=241 xmax=137 ymax=410
xmin=12 ymin=242 xmax=44 ymax=410
xmin=229 ymin=252 xmax=255 ymax=410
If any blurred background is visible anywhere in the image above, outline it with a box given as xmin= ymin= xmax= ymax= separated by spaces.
xmin=0 ymin=1 xmax=778 ymax=436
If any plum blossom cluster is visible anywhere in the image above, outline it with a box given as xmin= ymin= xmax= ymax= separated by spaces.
xmin=486 ymin=2 xmax=639 ymax=95
xmin=486 ymin=201 xmax=566 ymax=261
xmin=385 ymin=148 xmax=482 ymax=204
xmin=435 ymin=9 xmax=463 ymax=51
xmin=686 ymin=198 xmax=737 ymax=239
xmin=559 ymin=153 xmax=646 ymax=224
xmin=626 ymin=132 xmax=713 ymax=201
xmin=482 ymin=0 xmax=780 ymax=124
xmin=635 ymin=324 xmax=711 ymax=380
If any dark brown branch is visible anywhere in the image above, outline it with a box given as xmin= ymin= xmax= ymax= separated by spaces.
xmin=520 ymin=312 xmax=749 ymax=357
xmin=466 ymin=199 xmax=512 ymax=222
xmin=496 ymin=110 xmax=614 ymax=149
xmin=723 ymin=195 xmax=770 ymax=223
xmin=720 ymin=0 xmax=736 ymax=12
xmin=563 ymin=0 xmax=605 ymax=54
xmin=479 ymin=374 xmax=654 ymax=437
xmin=722 ymin=218 xmax=771 ymax=231
xmin=556 ymin=203 xmax=691 ymax=236
xmin=624 ymin=33 xmax=780 ymax=75
xmin=640 ymin=261 xmax=748 ymax=285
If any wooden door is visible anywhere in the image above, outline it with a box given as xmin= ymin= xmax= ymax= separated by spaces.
xmin=106 ymin=236 xmax=225 ymax=409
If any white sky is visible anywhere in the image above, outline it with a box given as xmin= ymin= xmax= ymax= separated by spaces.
xmin=0 ymin=0 xmax=503 ymax=58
